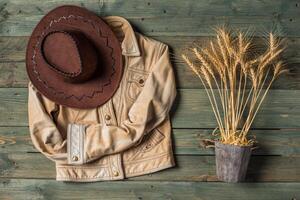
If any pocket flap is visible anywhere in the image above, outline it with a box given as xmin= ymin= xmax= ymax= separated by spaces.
xmin=141 ymin=128 xmax=165 ymax=152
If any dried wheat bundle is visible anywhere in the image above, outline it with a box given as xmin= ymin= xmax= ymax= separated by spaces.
xmin=182 ymin=28 xmax=287 ymax=146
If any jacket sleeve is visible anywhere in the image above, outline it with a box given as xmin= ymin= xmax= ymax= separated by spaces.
xmin=28 ymin=82 xmax=68 ymax=164
xmin=74 ymin=44 xmax=177 ymax=164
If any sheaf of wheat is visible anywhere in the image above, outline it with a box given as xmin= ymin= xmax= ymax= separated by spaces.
xmin=182 ymin=28 xmax=287 ymax=146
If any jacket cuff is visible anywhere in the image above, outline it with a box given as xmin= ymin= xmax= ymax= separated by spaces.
xmin=67 ymin=123 xmax=86 ymax=165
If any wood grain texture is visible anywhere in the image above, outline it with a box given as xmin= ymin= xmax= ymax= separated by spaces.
xmin=0 ymin=88 xmax=298 ymax=128
xmin=0 ymin=179 xmax=299 ymax=200
xmin=2 ymin=0 xmax=299 ymax=18
xmin=0 ymin=153 xmax=299 ymax=182
xmin=0 ymin=0 xmax=299 ymax=198
xmin=0 ymin=0 xmax=299 ymax=36
xmin=0 ymin=36 xmax=299 ymax=89
xmin=172 ymin=89 xmax=300 ymax=128
xmin=0 ymin=127 xmax=299 ymax=156
xmin=0 ymin=62 xmax=27 ymax=87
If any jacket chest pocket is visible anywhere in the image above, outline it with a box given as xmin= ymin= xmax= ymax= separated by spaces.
xmin=126 ymin=69 xmax=149 ymax=102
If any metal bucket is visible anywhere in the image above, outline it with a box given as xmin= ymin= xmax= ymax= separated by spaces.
xmin=215 ymin=141 xmax=252 ymax=183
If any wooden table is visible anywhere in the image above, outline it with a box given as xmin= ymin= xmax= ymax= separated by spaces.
xmin=0 ymin=0 xmax=299 ymax=199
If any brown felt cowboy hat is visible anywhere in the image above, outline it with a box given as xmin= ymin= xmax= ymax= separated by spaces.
xmin=26 ymin=5 xmax=123 ymax=109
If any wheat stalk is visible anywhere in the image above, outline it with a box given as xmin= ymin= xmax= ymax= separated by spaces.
xmin=182 ymin=28 xmax=286 ymax=146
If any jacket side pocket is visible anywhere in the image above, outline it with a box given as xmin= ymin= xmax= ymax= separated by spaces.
xmin=140 ymin=128 xmax=165 ymax=152
xmin=125 ymin=128 xmax=165 ymax=161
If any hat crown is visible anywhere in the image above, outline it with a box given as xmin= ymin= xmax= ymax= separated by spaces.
xmin=41 ymin=31 xmax=98 ymax=83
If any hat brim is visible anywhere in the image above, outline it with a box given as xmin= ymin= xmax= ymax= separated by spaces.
xmin=26 ymin=5 xmax=123 ymax=109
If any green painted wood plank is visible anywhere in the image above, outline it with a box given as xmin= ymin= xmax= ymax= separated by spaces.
xmin=0 ymin=179 xmax=299 ymax=200
xmin=0 ymin=36 xmax=26 ymax=62
xmin=0 ymin=36 xmax=299 ymax=89
xmin=0 ymin=88 xmax=298 ymax=128
xmin=0 ymin=0 xmax=299 ymax=36
xmin=173 ymin=129 xmax=300 ymax=156
xmin=0 ymin=88 xmax=25 ymax=126
xmin=172 ymin=89 xmax=300 ymax=129
xmin=1 ymin=127 xmax=299 ymax=156
xmin=0 ymin=127 xmax=35 ymax=153
xmin=0 ymin=153 xmax=299 ymax=182
xmin=0 ymin=62 xmax=27 ymax=87
xmin=3 ymin=0 xmax=299 ymax=18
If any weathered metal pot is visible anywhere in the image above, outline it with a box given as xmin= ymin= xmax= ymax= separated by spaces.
xmin=215 ymin=141 xmax=252 ymax=183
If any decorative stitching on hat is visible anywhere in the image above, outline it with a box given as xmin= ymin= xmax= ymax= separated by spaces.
xmin=31 ymin=14 xmax=117 ymax=101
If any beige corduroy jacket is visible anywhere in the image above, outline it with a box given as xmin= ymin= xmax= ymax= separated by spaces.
xmin=28 ymin=16 xmax=177 ymax=182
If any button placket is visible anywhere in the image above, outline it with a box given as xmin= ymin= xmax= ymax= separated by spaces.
xmin=100 ymin=101 xmax=124 ymax=179
xmin=109 ymin=154 xmax=124 ymax=180
xmin=101 ymin=103 xmax=111 ymax=126
xmin=106 ymin=100 xmax=124 ymax=179
xmin=103 ymin=100 xmax=117 ymax=126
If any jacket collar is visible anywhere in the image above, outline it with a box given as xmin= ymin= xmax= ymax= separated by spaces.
xmin=104 ymin=16 xmax=141 ymax=57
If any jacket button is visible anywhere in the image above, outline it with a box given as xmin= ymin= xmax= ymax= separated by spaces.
xmin=105 ymin=114 xmax=111 ymax=120
xmin=72 ymin=155 xmax=79 ymax=161
xmin=139 ymin=79 xmax=144 ymax=85
xmin=113 ymin=171 xmax=119 ymax=177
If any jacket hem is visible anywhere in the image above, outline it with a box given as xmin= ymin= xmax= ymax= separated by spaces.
xmin=55 ymin=153 xmax=175 ymax=182
xmin=125 ymin=162 xmax=175 ymax=178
